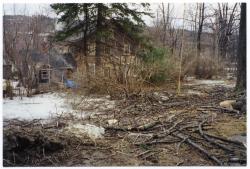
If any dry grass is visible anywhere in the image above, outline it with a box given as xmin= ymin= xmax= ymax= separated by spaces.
xmin=183 ymin=54 xmax=225 ymax=79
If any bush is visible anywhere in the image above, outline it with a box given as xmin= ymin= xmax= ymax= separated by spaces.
xmin=138 ymin=47 xmax=178 ymax=84
xmin=5 ymin=80 xmax=13 ymax=99
xmin=183 ymin=55 xmax=224 ymax=79
xmin=70 ymin=64 xmax=145 ymax=99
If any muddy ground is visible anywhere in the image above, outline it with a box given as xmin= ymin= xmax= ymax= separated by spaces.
xmin=3 ymin=79 xmax=247 ymax=166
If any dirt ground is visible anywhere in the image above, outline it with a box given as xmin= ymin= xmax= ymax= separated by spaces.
xmin=3 ymin=79 xmax=247 ymax=166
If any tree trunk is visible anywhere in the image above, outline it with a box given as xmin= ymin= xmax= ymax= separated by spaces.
xmin=95 ymin=4 xmax=104 ymax=67
xmin=83 ymin=4 xmax=90 ymax=77
xmin=236 ymin=3 xmax=246 ymax=90
xmin=197 ymin=3 xmax=205 ymax=57
xmin=161 ymin=3 xmax=167 ymax=47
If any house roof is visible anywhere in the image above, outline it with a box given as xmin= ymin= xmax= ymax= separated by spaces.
xmin=19 ymin=49 xmax=77 ymax=70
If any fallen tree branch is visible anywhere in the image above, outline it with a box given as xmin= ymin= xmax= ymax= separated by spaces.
xmin=163 ymin=101 xmax=190 ymax=108
xmin=156 ymin=120 xmax=183 ymax=138
xmin=198 ymin=120 xmax=234 ymax=152
xmin=204 ymin=133 xmax=246 ymax=148
xmin=173 ymin=132 xmax=223 ymax=166
xmin=134 ymin=138 xmax=180 ymax=146
xmin=105 ymin=113 xmax=180 ymax=132
xmin=105 ymin=121 xmax=161 ymax=132
xmin=199 ymin=106 xmax=239 ymax=114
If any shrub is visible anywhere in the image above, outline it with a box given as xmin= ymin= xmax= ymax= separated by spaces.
xmin=183 ymin=54 xmax=225 ymax=79
xmin=138 ymin=47 xmax=178 ymax=84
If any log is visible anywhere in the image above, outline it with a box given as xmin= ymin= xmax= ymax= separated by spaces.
xmin=137 ymin=121 xmax=161 ymax=131
xmin=134 ymin=139 xmax=180 ymax=146
xmin=204 ymin=133 xmax=246 ymax=148
xmin=199 ymin=106 xmax=240 ymax=114
xmin=163 ymin=101 xmax=190 ymax=108
xmin=156 ymin=120 xmax=183 ymax=138
xmin=198 ymin=120 xmax=234 ymax=152
xmin=173 ymin=132 xmax=223 ymax=166
xmin=105 ymin=113 xmax=179 ymax=132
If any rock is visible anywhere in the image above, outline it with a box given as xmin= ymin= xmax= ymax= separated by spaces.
xmin=241 ymin=105 xmax=246 ymax=113
xmin=232 ymin=101 xmax=243 ymax=111
xmin=219 ymin=100 xmax=236 ymax=110
xmin=232 ymin=92 xmax=246 ymax=113
xmin=107 ymin=119 xmax=118 ymax=126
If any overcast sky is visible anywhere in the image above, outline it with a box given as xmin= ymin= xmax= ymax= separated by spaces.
xmin=3 ymin=3 xmax=186 ymax=26
xmin=3 ymin=3 xmax=238 ymax=30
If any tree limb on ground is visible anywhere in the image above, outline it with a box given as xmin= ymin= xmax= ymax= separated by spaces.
xmin=198 ymin=119 xmax=234 ymax=152
xmin=172 ymin=132 xmax=223 ymax=166
xmin=199 ymin=106 xmax=240 ymax=114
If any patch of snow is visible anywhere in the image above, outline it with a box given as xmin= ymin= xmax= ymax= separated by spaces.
xmin=3 ymin=93 xmax=73 ymax=120
xmin=67 ymin=96 xmax=116 ymax=113
xmin=185 ymin=79 xmax=235 ymax=88
xmin=65 ymin=123 xmax=105 ymax=139
xmin=187 ymin=90 xmax=202 ymax=95
xmin=185 ymin=76 xmax=195 ymax=82
xmin=108 ymin=119 xmax=118 ymax=126
xmin=194 ymin=80 xmax=225 ymax=85
xmin=3 ymin=92 xmax=117 ymax=121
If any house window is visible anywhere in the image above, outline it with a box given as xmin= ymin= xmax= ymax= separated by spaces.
xmin=89 ymin=63 xmax=95 ymax=75
xmin=101 ymin=37 xmax=105 ymax=42
xmin=40 ymin=70 xmax=49 ymax=80
xmin=88 ymin=43 xmax=96 ymax=56
xmin=104 ymin=45 xmax=110 ymax=55
xmin=124 ymin=44 xmax=130 ymax=55
xmin=110 ymin=30 xmax=115 ymax=39
xmin=103 ymin=67 xmax=110 ymax=78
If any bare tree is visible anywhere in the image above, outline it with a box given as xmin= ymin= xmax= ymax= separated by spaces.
xmin=159 ymin=3 xmax=170 ymax=47
xmin=177 ymin=4 xmax=186 ymax=94
xmin=217 ymin=3 xmax=238 ymax=59
xmin=3 ymin=5 xmax=51 ymax=96
xmin=197 ymin=3 xmax=205 ymax=57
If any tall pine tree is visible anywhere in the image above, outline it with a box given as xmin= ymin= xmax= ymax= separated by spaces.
xmin=51 ymin=3 xmax=152 ymax=66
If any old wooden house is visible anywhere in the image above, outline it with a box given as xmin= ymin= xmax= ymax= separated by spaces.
xmin=61 ymin=20 xmax=143 ymax=83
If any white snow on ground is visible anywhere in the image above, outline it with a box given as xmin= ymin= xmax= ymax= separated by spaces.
xmin=3 ymin=93 xmax=72 ymax=120
xmin=185 ymin=79 xmax=235 ymax=88
xmin=65 ymin=123 xmax=105 ymax=139
xmin=3 ymin=93 xmax=116 ymax=120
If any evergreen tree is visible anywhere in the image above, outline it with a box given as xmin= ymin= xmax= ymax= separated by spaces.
xmin=51 ymin=3 xmax=152 ymax=66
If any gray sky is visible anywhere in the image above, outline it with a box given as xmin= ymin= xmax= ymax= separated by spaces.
xmin=4 ymin=3 xmax=238 ymax=30
xmin=3 ymin=4 xmax=57 ymax=17
xmin=3 ymin=3 xmax=185 ymax=26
